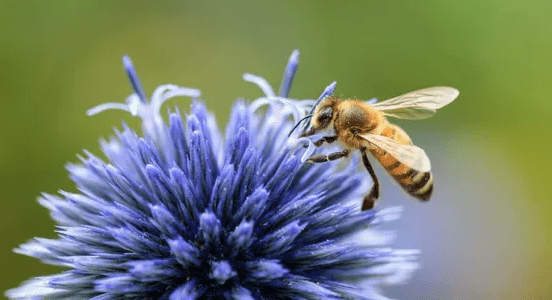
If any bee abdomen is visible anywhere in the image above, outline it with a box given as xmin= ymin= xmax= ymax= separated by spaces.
xmin=396 ymin=169 xmax=433 ymax=201
xmin=369 ymin=124 xmax=434 ymax=202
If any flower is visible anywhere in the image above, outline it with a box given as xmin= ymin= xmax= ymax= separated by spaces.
xmin=6 ymin=51 xmax=419 ymax=300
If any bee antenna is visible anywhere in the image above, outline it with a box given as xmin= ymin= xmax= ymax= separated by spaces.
xmin=288 ymin=114 xmax=313 ymax=137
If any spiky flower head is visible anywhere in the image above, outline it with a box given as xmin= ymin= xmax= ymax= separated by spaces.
xmin=7 ymin=51 xmax=418 ymax=300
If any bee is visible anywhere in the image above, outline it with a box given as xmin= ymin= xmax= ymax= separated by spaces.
xmin=291 ymin=87 xmax=459 ymax=210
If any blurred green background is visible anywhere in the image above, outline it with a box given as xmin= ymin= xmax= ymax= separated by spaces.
xmin=1 ymin=1 xmax=551 ymax=299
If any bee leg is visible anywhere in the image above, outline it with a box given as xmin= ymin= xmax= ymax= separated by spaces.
xmin=314 ymin=135 xmax=338 ymax=147
xmin=300 ymin=127 xmax=316 ymax=137
xmin=360 ymin=148 xmax=379 ymax=210
xmin=305 ymin=149 xmax=349 ymax=163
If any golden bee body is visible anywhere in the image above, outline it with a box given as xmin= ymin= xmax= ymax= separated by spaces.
xmin=298 ymin=87 xmax=458 ymax=210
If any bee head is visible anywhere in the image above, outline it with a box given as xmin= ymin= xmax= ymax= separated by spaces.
xmin=310 ymin=97 xmax=338 ymax=131
xmin=288 ymin=97 xmax=339 ymax=138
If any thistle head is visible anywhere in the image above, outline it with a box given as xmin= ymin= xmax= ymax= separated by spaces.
xmin=7 ymin=50 xmax=418 ymax=300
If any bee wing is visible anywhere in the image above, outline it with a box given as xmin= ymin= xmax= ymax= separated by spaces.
xmin=371 ymin=87 xmax=459 ymax=119
xmin=359 ymin=133 xmax=431 ymax=172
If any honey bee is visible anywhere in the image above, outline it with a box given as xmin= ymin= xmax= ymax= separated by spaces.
xmin=292 ymin=87 xmax=459 ymax=210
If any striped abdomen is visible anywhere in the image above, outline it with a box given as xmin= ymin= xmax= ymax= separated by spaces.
xmin=369 ymin=124 xmax=434 ymax=201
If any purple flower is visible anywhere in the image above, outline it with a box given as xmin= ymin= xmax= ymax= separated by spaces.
xmin=6 ymin=51 xmax=418 ymax=300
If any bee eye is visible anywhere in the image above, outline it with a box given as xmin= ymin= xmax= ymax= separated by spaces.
xmin=317 ymin=107 xmax=333 ymax=124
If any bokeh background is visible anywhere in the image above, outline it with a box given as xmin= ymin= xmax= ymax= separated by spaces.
xmin=1 ymin=1 xmax=551 ymax=299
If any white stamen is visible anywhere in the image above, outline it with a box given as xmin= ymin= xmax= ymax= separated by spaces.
xmin=287 ymin=137 xmax=316 ymax=163
xmin=125 ymin=94 xmax=141 ymax=116
xmin=250 ymin=96 xmax=316 ymax=124
xmin=152 ymin=85 xmax=201 ymax=113
xmin=249 ymin=98 xmax=272 ymax=113
xmin=243 ymin=73 xmax=276 ymax=97
xmin=86 ymin=102 xmax=131 ymax=116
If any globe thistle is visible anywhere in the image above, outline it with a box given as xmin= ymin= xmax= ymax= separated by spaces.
xmin=6 ymin=50 xmax=419 ymax=300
